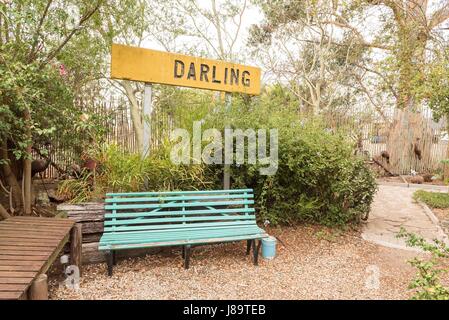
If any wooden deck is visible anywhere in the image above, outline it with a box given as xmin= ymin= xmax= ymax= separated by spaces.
xmin=0 ymin=216 xmax=77 ymax=300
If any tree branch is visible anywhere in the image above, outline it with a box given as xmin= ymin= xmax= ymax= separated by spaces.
xmin=40 ymin=1 xmax=103 ymax=68
xmin=428 ymin=1 xmax=449 ymax=29
xmin=28 ymin=0 xmax=53 ymax=61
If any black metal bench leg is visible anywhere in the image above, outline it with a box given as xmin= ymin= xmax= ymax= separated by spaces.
xmin=182 ymin=246 xmax=185 ymax=259
xmin=246 ymin=240 xmax=252 ymax=255
xmin=252 ymin=240 xmax=261 ymax=266
xmin=106 ymin=250 xmax=113 ymax=276
xmin=184 ymin=245 xmax=191 ymax=269
xmin=112 ymin=251 xmax=117 ymax=266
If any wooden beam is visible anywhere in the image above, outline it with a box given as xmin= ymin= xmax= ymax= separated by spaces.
xmin=28 ymin=274 xmax=48 ymax=300
xmin=70 ymin=224 xmax=82 ymax=276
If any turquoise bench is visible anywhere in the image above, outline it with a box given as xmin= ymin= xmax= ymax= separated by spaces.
xmin=99 ymin=188 xmax=268 ymax=276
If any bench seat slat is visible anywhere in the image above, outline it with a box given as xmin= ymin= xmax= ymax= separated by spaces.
xmin=104 ymin=208 xmax=255 ymax=219
xmin=105 ymin=193 xmax=253 ymax=203
xmin=106 ymin=189 xmax=253 ymax=197
xmin=100 ymin=227 xmax=265 ymax=245
xmin=104 ymin=220 xmax=256 ymax=232
xmin=102 ymin=225 xmax=262 ymax=238
xmin=99 ymin=234 xmax=266 ymax=250
xmin=105 ymin=200 xmax=254 ymax=210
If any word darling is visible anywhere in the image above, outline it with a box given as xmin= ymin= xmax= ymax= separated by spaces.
xmin=170 ymin=121 xmax=278 ymax=175
xmin=174 ymin=60 xmax=252 ymax=87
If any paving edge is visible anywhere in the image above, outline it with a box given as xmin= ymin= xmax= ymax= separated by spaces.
xmin=361 ymin=233 xmax=425 ymax=253
xmin=416 ymin=201 xmax=449 ymax=244
xmin=376 ymin=181 xmax=449 ymax=192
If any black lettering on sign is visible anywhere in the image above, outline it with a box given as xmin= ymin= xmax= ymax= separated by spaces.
xmin=174 ymin=60 xmax=185 ymax=78
xmin=212 ymin=66 xmax=221 ymax=84
xmin=200 ymin=64 xmax=210 ymax=82
xmin=187 ymin=62 xmax=196 ymax=80
xmin=224 ymin=68 xmax=228 ymax=85
xmin=230 ymin=68 xmax=239 ymax=85
xmin=242 ymin=71 xmax=250 ymax=87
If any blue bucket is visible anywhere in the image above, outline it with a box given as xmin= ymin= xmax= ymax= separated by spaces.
xmin=261 ymin=236 xmax=277 ymax=260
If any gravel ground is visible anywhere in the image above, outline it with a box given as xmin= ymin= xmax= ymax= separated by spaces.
xmin=49 ymin=225 xmax=422 ymax=300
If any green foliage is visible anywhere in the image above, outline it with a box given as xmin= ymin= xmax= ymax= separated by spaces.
xmin=397 ymin=228 xmax=449 ymax=300
xmin=413 ymin=190 xmax=449 ymax=209
xmin=58 ymin=171 xmax=95 ymax=203
xmin=58 ymin=143 xmax=215 ymax=203
xmin=172 ymin=87 xmax=377 ymax=226
xmin=60 ymin=85 xmax=377 ymax=227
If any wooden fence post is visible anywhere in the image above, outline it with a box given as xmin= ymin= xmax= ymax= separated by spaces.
xmin=28 ymin=274 xmax=48 ymax=300
xmin=70 ymin=223 xmax=83 ymax=276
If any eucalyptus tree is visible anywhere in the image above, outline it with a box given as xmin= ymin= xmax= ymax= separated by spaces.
xmin=251 ymin=0 xmax=449 ymax=173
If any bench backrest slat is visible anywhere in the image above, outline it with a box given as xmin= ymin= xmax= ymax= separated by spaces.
xmin=106 ymin=189 xmax=253 ymax=197
xmin=103 ymin=189 xmax=257 ymax=232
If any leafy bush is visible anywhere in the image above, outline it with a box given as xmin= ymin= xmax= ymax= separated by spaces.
xmin=397 ymin=228 xmax=449 ymax=300
xmin=228 ymin=120 xmax=377 ymax=226
xmin=203 ymin=91 xmax=377 ymax=226
xmin=413 ymin=190 xmax=449 ymax=209
xmin=58 ymin=143 xmax=216 ymax=203
xmin=59 ymin=87 xmax=377 ymax=226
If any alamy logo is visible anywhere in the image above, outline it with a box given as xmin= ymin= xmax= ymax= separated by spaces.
xmin=170 ymin=121 xmax=278 ymax=175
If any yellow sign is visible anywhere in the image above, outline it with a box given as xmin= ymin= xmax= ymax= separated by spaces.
xmin=111 ymin=44 xmax=261 ymax=95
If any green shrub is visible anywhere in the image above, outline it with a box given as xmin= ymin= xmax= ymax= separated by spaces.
xmin=397 ymin=228 xmax=449 ymax=300
xmin=59 ymin=87 xmax=377 ymax=226
xmin=202 ymin=91 xmax=377 ymax=226
xmin=228 ymin=120 xmax=377 ymax=226
xmin=413 ymin=190 xmax=449 ymax=208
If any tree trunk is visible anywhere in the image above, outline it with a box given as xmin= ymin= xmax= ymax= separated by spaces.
xmin=1 ymin=140 xmax=23 ymax=212
xmin=23 ymin=108 xmax=32 ymax=215
xmin=443 ymin=118 xmax=449 ymax=181
xmin=0 ymin=203 xmax=10 ymax=220
xmin=121 ymin=81 xmax=143 ymax=152
xmin=387 ymin=107 xmax=432 ymax=174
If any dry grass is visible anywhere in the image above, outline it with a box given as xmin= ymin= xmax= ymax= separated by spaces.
xmin=49 ymin=225 xmax=421 ymax=300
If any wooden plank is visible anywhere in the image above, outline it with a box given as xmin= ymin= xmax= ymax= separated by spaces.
xmin=0 ymin=220 xmax=72 ymax=230
xmin=0 ymin=226 xmax=70 ymax=238
xmin=0 ymin=224 xmax=71 ymax=232
xmin=0 ymin=255 xmax=49 ymax=261
xmin=105 ymin=193 xmax=253 ymax=203
xmin=0 ymin=291 xmax=22 ymax=299
xmin=0 ymin=284 xmax=28 ymax=292
xmin=101 ymin=234 xmax=266 ymax=250
xmin=1 ymin=250 xmax=53 ymax=256
xmin=104 ymin=220 xmax=255 ymax=233
xmin=0 ymin=277 xmax=30 ymax=284
xmin=0 ymin=260 xmax=44 ymax=267
xmin=0 ymin=232 xmax=67 ymax=240
xmin=0 ymin=265 xmax=41 ymax=272
xmin=104 ymin=214 xmax=256 ymax=226
xmin=104 ymin=208 xmax=255 ymax=219
xmin=57 ymin=203 xmax=104 ymax=211
xmin=0 ymin=271 xmax=36 ymax=278
xmin=2 ymin=220 xmax=73 ymax=228
xmin=9 ymin=216 xmax=73 ymax=223
xmin=0 ymin=239 xmax=61 ymax=246
xmin=105 ymin=199 xmax=254 ymax=210
xmin=39 ymin=233 xmax=70 ymax=275
xmin=0 ymin=245 xmax=58 ymax=251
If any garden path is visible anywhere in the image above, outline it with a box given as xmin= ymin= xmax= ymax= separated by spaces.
xmin=362 ymin=184 xmax=449 ymax=251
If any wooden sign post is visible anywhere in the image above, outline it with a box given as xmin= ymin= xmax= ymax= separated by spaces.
xmin=110 ymin=44 xmax=261 ymax=188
